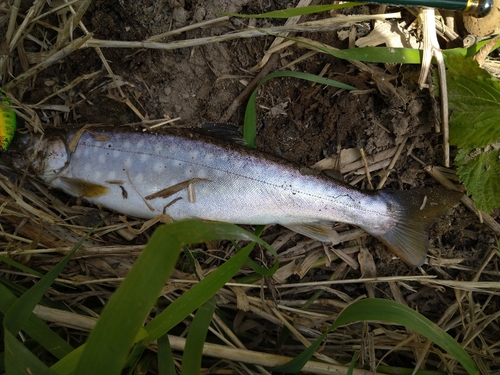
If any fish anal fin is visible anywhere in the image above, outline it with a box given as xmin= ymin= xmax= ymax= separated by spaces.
xmin=60 ymin=177 xmax=110 ymax=197
xmin=375 ymin=220 xmax=429 ymax=267
xmin=283 ymin=222 xmax=340 ymax=244
xmin=372 ymin=188 xmax=463 ymax=266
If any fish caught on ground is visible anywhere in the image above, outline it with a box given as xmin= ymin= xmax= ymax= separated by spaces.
xmin=6 ymin=127 xmax=462 ymax=266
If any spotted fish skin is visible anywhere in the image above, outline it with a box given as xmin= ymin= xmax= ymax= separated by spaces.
xmin=8 ymin=128 xmax=462 ymax=266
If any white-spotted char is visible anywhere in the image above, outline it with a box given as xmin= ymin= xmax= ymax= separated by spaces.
xmin=7 ymin=127 xmax=462 ymax=266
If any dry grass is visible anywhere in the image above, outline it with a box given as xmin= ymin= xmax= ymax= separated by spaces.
xmin=0 ymin=1 xmax=499 ymax=374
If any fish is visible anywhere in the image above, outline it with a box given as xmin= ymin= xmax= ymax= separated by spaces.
xmin=6 ymin=127 xmax=462 ymax=266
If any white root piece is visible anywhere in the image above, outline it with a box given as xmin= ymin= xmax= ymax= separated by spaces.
xmin=419 ymin=9 xmax=450 ymax=167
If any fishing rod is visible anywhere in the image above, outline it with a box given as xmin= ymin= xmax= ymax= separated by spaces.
xmin=356 ymin=0 xmax=493 ymax=17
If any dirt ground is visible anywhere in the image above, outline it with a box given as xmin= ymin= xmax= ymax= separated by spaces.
xmin=1 ymin=0 xmax=499 ymax=373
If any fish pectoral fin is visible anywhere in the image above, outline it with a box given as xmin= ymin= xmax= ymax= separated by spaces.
xmin=59 ymin=177 xmax=109 ymax=197
xmin=283 ymin=222 xmax=340 ymax=244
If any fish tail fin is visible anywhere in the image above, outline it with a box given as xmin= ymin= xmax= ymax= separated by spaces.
xmin=370 ymin=188 xmax=462 ymax=267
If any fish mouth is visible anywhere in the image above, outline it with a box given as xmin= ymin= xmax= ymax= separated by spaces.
xmin=6 ymin=131 xmax=70 ymax=179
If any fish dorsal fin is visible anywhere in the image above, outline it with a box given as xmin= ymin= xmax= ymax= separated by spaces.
xmin=300 ymin=166 xmax=344 ymax=181
xmin=321 ymin=169 xmax=344 ymax=181
xmin=283 ymin=222 xmax=340 ymax=245
xmin=372 ymin=188 xmax=463 ymax=267
xmin=195 ymin=123 xmax=247 ymax=145
xmin=59 ymin=177 xmax=110 ymax=197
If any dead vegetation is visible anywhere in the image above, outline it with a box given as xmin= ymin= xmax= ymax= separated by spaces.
xmin=0 ymin=0 xmax=499 ymax=374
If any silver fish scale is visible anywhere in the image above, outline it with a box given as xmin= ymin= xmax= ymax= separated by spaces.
xmin=52 ymin=130 xmax=391 ymax=231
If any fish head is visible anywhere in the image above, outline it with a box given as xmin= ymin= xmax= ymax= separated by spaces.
xmin=7 ymin=131 xmax=69 ymax=180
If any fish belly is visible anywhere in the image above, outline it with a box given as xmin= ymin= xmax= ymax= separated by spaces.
xmin=53 ymin=131 xmax=386 ymax=230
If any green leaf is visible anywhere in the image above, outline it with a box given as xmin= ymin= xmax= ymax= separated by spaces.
xmin=181 ymin=296 xmax=216 ymax=375
xmin=274 ymin=299 xmax=479 ymax=375
xmin=455 ymin=147 xmax=500 ymax=213
xmin=445 ymin=54 xmax=492 ymax=80
xmin=444 ymin=55 xmax=500 ymax=149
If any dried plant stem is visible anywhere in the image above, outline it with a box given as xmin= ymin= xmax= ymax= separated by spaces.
xmin=359 ymin=148 xmax=374 ymax=190
xmin=419 ymin=9 xmax=450 ymax=167
xmin=4 ymin=34 xmax=93 ymax=91
xmin=53 ymin=0 xmax=92 ymax=50
xmin=250 ymin=0 xmax=314 ymax=72
xmin=376 ymin=137 xmax=408 ymax=189
xmin=30 ymin=299 xmax=387 ymax=375
xmin=166 ymin=275 xmax=436 ymax=289
xmin=84 ymin=13 xmax=401 ymax=52
xmin=8 ymin=0 xmax=45 ymax=52
xmin=166 ymin=335 xmax=382 ymax=375
xmin=0 ymin=0 xmax=22 ymax=80
xmin=35 ymin=71 xmax=100 ymax=106
xmin=146 ymin=16 xmax=230 ymax=42
xmin=31 ymin=0 xmax=83 ymax=23
xmin=34 ymin=304 xmax=97 ymax=331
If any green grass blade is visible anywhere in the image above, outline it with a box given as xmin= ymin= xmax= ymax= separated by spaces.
xmin=74 ymin=231 xmax=181 ymax=375
xmin=157 ymin=334 xmax=176 ymax=375
xmin=4 ymin=329 xmax=56 ymax=375
xmin=222 ymin=3 xmax=363 ymax=18
xmin=3 ymin=220 xmax=102 ymax=375
xmin=347 ymin=352 xmax=358 ymax=375
xmin=245 ymin=256 xmax=279 ymax=276
xmin=4 ymin=241 xmax=83 ymax=335
xmin=0 ymin=255 xmax=46 ymax=279
xmin=274 ymin=299 xmax=479 ymax=375
xmin=244 ymin=89 xmax=258 ymax=148
xmin=181 ymin=296 xmax=216 ymax=375
xmin=72 ymin=220 xmax=275 ymax=375
xmin=143 ymin=239 xmax=255 ymax=342
xmin=52 ymin=331 xmax=150 ymax=375
xmin=51 ymin=346 xmax=82 ymax=375
xmin=0 ymin=282 xmax=73 ymax=359
xmin=231 ymin=239 xmax=278 ymax=277
xmin=298 ymin=38 xmax=499 ymax=65
xmin=244 ymin=71 xmax=357 ymax=147
xmin=3 ymin=219 xmax=103 ymax=335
